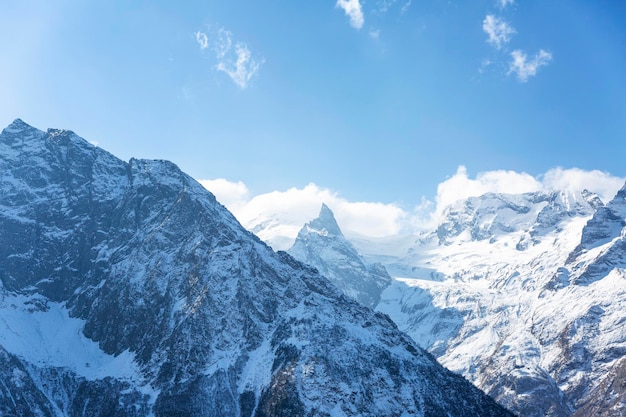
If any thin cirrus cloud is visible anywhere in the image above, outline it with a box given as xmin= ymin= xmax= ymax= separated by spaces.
xmin=508 ymin=49 xmax=553 ymax=82
xmin=377 ymin=0 xmax=412 ymax=14
xmin=336 ymin=0 xmax=365 ymax=30
xmin=401 ymin=0 xmax=412 ymax=14
xmin=195 ymin=31 xmax=208 ymax=50
xmin=482 ymin=15 xmax=515 ymax=49
xmin=498 ymin=0 xmax=515 ymax=8
xmin=195 ymin=27 xmax=263 ymax=89
xmin=481 ymin=10 xmax=552 ymax=82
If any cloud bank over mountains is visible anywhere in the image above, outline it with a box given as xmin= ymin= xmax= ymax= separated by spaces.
xmin=200 ymin=167 xmax=625 ymax=244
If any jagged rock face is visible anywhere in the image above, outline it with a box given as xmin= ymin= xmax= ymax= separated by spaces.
xmin=367 ymin=190 xmax=626 ymax=417
xmin=288 ymin=204 xmax=391 ymax=308
xmin=565 ymin=184 xmax=626 ymax=286
xmin=435 ymin=191 xmax=595 ymax=247
xmin=572 ymin=356 xmax=626 ymax=417
xmin=0 ymin=120 xmax=513 ymax=417
xmin=0 ymin=344 xmax=152 ymax=417
xmin=578 ymin=207 xmax=625 ymax=251
xmin=262 ymin=188 xmax=626 ymax=417
xmin=436 ymin=192 xmax=535 ymax=244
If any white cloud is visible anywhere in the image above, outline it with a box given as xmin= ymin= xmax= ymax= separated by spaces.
xmin=416 ymin=166 xmax=624 ymax=229
xmin=541 ymin=168 xmax=624 ymax=204
xmin=426 ymin=166 xmax=541 ymax=226
xmin=508 ymin=49 xmax=552 ymax=82
xmin=198 ymin=181 xmax=406 ymax=249
xmin=215 ymin=44 xmax=263 ymax=89
xmin=198 ymin=178 xmax=250 ymax=212
xmin=369 ymin=29 xmax=380 ymax=39
xmin=498 ymin=0 xmax=515 ymax=8
xmin=197 ymin=168 xmax=625 ymax=245
xmin=195 ymin=31 xmax=208 ymax=50
xmin=239 ymin=183 xmax=406 ymax=239
xmin=482 ymin=15 xmax=516 ymax=49
xmin=195 ymin=26 xmax=263 ymax=89
xmin=214 ymin=28 xmax=233 ymax=59
xmin=336 ymin=0 xmax=364 ymax=30
xmin=435 ymin=166 xmax=541 ymax=208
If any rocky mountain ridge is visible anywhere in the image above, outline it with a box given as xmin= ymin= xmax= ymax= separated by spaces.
xmin=261 ymin=187 xmax=626 ymax=416
xmin=0 ymin=119 xmax=513 ymax=417
xmin=288 ymin=204 xmax=391 ymax=308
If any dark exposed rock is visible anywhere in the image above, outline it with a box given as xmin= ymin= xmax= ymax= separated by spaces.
xmin=0 ymin=120 xmax=513 ymax=417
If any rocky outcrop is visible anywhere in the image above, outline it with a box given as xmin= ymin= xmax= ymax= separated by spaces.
xmin=288 ymin=204 xmax=391 ymax=308
xmin=0 ymin=119 xmax=513 ymax=417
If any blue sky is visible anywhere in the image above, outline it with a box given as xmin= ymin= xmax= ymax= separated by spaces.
xmin=1 ymin=0 xmax=625 ymax=211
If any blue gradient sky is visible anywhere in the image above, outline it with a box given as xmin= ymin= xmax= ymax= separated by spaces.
xmin=1 ymin=0 xmax=625 ymax=207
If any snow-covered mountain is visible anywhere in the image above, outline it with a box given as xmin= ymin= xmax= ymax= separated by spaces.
xmin=288 ymin=204 xmax=391 ymax=308
xmin=266 ymin=189 xmax=626 ymax=417
xmin=0 ymin=119 xmax=513 ymax=417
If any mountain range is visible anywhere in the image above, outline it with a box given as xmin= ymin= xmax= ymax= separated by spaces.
xmin=0 ymin=119 xmax=513 ymax=416
xmin=267 ymin=187 xmax=626 ymax=416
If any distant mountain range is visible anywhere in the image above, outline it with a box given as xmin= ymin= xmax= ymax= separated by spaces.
xmin=261 ymin=185 xmax=626 ymax=416
xmin=0 ymin=119 xmax=513 ymax=417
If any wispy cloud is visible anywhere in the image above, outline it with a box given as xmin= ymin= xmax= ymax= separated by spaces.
xmin=336 ymin=0 xmax=364 ymax=30
xmin=195 ymin=31 xmax=208 ymax=50
xmin=216 ymin=44 xmax=262 ymax=89
xmin=508 ymin=49 xmax=552 ymax=82
xmin=377 ymin=0 xmax=396 ymax=13
xmin=480 ymin=8 xmax=552 ymax=82
xmin=376 ymin=0 xmax=412 ymax=15
xmin=401 ymin=0 xmax=412 ymax=14
xmin=482 ymin=15 xmax=515 ymax=49
xmin=214 ymin=28 xmax=233 ymax=59
xmin=195 ymin=27 xmax=263 ymax=89
xmin=478 ymin=58 xmax=493 ymax=74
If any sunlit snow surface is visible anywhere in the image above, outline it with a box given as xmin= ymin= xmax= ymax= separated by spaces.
xmin=367 ymin=193 xmax=626 ymax=415
xmin=254 ymin=189 xmax=626 ymax=416
xmin=0 ymin=291 xmax=139 ymax=381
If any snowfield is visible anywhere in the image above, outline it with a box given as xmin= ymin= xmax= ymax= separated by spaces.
xmin=267 ymin=190 xmax=626 ymax=416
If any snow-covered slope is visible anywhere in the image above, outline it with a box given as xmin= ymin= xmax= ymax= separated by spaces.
xmin=288 ymin=204 xmax=391 ymax=308
xmin=266 ymin=189 xmax=626 ymax=417
xmin=366 ymin=190 xmax=626 ymax=417
xmin=0 ymin=119 xmax=513 ymax=417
